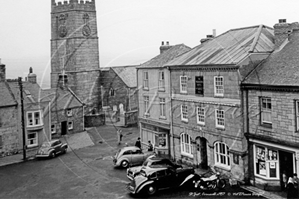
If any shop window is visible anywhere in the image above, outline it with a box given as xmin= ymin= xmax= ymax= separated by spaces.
xmin=214 ymin=142 xmax=230 ymax=168
xmin=214 ymin=76 xmax=224 ymax=97
xmin=180 ymin=76 xmax=188 ymax=93
xmin=27 ymin=132 xmax=38 ymax=148
xmin=155 ymin=134 xmax=167 ymax=148
xmin=180 ymin=133 xmax=193 ymax=157
xmin=260 ymin=97 xmax=272 ymax=125
xmin=254 ymin=145 xmax=279 ymax=179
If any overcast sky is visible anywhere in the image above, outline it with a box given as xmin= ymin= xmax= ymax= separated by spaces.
xmin=0 ymin=0 xmax=298 ymax=88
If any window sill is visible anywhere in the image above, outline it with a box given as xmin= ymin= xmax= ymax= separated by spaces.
xmin=254 ymin=174 xmax=279 ymax=181
xmin=180 ymin=92 xmax=188 ymax=95
xmin=181 ymin=152 xmax=193 ymax=159
xmin=181 ymin=119 xmax=189 ymax=124
xmin=26 ymin=124 xmax=44 ymax=131
xmin=216 ymin=126 xmax=225 ymax=130
xmin=159 ymin=116 xmax=167 ymax=120
xmin=144 ymin=113 xmax=150 ymax=118
xmin=27 ymin=144 xmax=38 ymax=149
xmin=158 ymin=88 xmax=165 ymax=92
xmin=214 ymin=163 xmax=231 ymax=171
xmin=143 ymin=87 xmax=149 ymax=91
xmin=214 ymin=95 xmax=224 ymax=98
xmin=260 ymin=123 xmax=272 ymax=129
xmin=197 ymin=122 xmax=205 ymax=126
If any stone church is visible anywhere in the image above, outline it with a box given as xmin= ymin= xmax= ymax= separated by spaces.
xmin=50 ymin=0 xmax=101 ymax=114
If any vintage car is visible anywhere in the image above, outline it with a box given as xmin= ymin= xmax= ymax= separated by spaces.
xmin=113 ymin=146 xmax=154 ymax=168
xmin=127 ymin=165 xmax=196 ymax=196
xmin=36 ymin=139 xmax=68 ymax=159
xmin=126 ymin=156 xmax=182 ymax=180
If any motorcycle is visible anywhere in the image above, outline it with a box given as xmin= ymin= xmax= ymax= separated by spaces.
xmin=193 ymin=172 xmax=226 ymax=191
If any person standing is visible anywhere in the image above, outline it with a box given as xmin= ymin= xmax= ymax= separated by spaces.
xmin=148 ymin=140 xmax=153 ymax=151
xmin=286 ymin=177 xmax=297 ymax=199
xmin=117 ymin=129 xmax=123 ymax=145
xmin=135 ymin=137 xmax=141 ymax=149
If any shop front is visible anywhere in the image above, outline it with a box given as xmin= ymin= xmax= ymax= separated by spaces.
xmin=250 ymin=138 xmax=298 ymax=191
xmin=139 ymin=118 xmax=170 ymax=157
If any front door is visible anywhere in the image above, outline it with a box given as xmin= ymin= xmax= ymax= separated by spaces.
xmin=195 ymin=137 xmax=208 ymax=169
xmin=61 ymin=121 xmax=67 ymax=135
xmin=279 ymin=150 xmax=293 ymax=190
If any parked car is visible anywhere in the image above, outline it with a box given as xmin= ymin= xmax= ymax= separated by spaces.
xmin=113 ymin=146 xmax=154 ymax=168
xmin=36 ymin=139 xmax=68 ymax=159
xmin=127 ymin=165 xmax=196 ymax=196
xmin=126 ymin=156 xmax=182 ymax=180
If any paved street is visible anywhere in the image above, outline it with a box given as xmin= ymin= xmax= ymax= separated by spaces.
xmin=0 ymin=125 xmax=262 ymax=199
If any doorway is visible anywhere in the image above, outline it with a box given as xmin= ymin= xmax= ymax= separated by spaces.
xmin=61 ymin=121 xmax=67 ymax=135
xmin=279 ymin=150 xmax=293 ymax=190
xmin=196 ymin=137 xmax=208 ymax=169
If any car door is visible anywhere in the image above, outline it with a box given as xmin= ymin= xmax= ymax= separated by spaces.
xmin=157 ymin=169 xmax=176 ymax=189
xmin=131 ymin=149 xmax=144 ymax=165
xmin=51 ymin=141 xmax=59 ymax=154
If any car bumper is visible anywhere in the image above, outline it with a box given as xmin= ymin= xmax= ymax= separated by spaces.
xmin=127 ymin=183 xmax=136 ymax=194
xmin=126 ymin=174 xmax=134 ymax=181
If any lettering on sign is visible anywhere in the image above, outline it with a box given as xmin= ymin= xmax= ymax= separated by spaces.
xmin=195 ymin=76 xmax=204 ymax=95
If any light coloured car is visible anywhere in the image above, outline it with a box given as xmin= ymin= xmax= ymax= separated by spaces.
xmin=36 ymin=139 xmax=68 ymax=159
xmin=113 ymin=146 xmax=154 ymax=168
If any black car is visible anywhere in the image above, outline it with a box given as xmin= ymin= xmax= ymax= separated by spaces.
xmin=126 ymin=156 xmax=182 ymax=180
xmin=127 ymin=165 xmax=196 ymax=196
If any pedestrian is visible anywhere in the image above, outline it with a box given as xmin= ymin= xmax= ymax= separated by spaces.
xmin=293 ymin=173 xmax=299 ymax=198
xmin=147 ymin=140 xmax=153 ymax=151
xmin=135 ymin=137 xmax=141 ymax=149
xmin=117 ymin=129 xmax=123 ymax=145
xmin=286 ymin=177 xmax=296 ymax=199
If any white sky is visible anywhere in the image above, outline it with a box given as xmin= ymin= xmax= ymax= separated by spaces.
xmin=0 ymin=0 xmax=298 ymax=88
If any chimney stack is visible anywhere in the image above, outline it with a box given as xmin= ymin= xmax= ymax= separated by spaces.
xmin=0 ymin=59 xmax=6 ymax=82
xmin=274 ymin=19 xmax=299 ymax=48
xmin=200 ymin=29 xmax=215 ymax=44
xmin=27 ymin=67 xmax=37 ymax=84
xmin=159 ymin=41 xmax=173 ymax=54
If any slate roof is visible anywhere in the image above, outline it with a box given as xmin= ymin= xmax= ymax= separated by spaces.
xmin=110 ymin=65 xmax=139 ymax=88
xmin=0 ymin=82 xmax=17 ymax=107
xmin=140 ymin=44 xmax=191 ymax=68
xmin=165 ymin=25 xmax=274 ymax=66
xmin=41 ymin=87 xmax=83 ymax=110
xmin=243 ymin=29 xmax=299 ymax=86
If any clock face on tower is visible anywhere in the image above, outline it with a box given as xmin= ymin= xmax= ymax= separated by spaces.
xmin=82 ymin=25 xmax=91 ymax=36
xmin=59 ymin=25 xmax=68 ymax=38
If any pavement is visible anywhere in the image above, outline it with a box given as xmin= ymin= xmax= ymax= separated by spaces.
xmin=0 ymin=125 xmax=287 ymax=199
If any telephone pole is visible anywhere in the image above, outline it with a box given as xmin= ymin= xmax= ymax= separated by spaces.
xmin=18 ymin=77 xmax=26 ymax=160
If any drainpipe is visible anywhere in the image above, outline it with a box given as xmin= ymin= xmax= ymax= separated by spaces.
xmin=18 ymin=77 xmax=26 ymax=160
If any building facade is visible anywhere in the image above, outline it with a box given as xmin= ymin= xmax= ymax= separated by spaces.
xmin=100 ymin=65 xmax=138 ymax=126
xmin=166 ymin=25 xmax=275 ymax=181
xmin=50 ymin=0 xmax=101 ymax=114
xmin=242 ymin=20 xmax=299 ymax=191
xmin=137 ymin=42 xmax=191 ymax=155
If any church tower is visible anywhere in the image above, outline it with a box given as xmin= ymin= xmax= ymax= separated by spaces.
xmin=50 ymin=0 xmax=101 ymax=113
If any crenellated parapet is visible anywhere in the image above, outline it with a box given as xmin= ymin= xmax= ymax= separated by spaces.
xmin=51 ymin=0 xmax=95 ymax=12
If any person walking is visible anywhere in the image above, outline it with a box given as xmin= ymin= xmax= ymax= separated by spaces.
xmin=147 ymin=140 xmax=153 ymax=152
xmin=135 ymin=137 xmax=141 ymax=149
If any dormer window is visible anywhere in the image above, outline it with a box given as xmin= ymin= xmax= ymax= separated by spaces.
xmin=27 ymin=111 xmax=43 ymax=127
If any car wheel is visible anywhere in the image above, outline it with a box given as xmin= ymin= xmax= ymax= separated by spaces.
xmin=146 ymin=185 xmax=157 ymax=195
xmin=50 ymin=152 xmax=55 ymax=158
xmin=121 ymin=160 xmax=129 ymax=168
xmin=218 ymin=179 xmax=226 ymax=189
xmin=62 ymin=147 xmax=67 ymax=154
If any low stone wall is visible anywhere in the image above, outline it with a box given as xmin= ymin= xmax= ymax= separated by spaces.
xmin=84 ymin=114 xmax=105 ymax=128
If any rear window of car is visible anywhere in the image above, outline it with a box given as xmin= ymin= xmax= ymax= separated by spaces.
xmin=41 ymin=142 xmax=50 ymax=147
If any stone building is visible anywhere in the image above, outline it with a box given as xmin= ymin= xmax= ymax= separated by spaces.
xmin=137 ymin=42 xmax=191 ymax=153
xmin=165 ymin=25 xmax=274 ymax=181
xmin=100 ymin=65 xmax=138 ymax=126
xmin=0 ymin=64 xmax=51 ymax=157
xmin=50 ymin=0 xmax=101 ymax=114
xmin=242 ymin=20 xmax=299 ymax=191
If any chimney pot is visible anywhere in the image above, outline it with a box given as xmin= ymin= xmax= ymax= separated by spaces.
xmin=279 ymin=19 xmax=287 ymax=23
xmin=162 ymin=41 xmax=164 ymax=45
xmin=166 ymin=41 xmax=169 ymax=45
xmin=213 ymin=29 xmax=216 ymax=37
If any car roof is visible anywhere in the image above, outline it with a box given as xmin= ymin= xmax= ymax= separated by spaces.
xmin=147 ymin=156 xmax=173 ymax=163
xmin=121 ymin=146 xmax=140 ymax=151
xmin=43 ymin=139 xmax=60 ymax=145
xmin=141 ymin=165 xmax=168 ymax=175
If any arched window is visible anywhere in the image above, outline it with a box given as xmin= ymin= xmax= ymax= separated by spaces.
xmin=110 ymin=88 xmax=115 ymax=96
xmin=181 ymin=133 xmax=193 ymax=157
xmin=214 ymin=142 xmax=230 ymax=167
